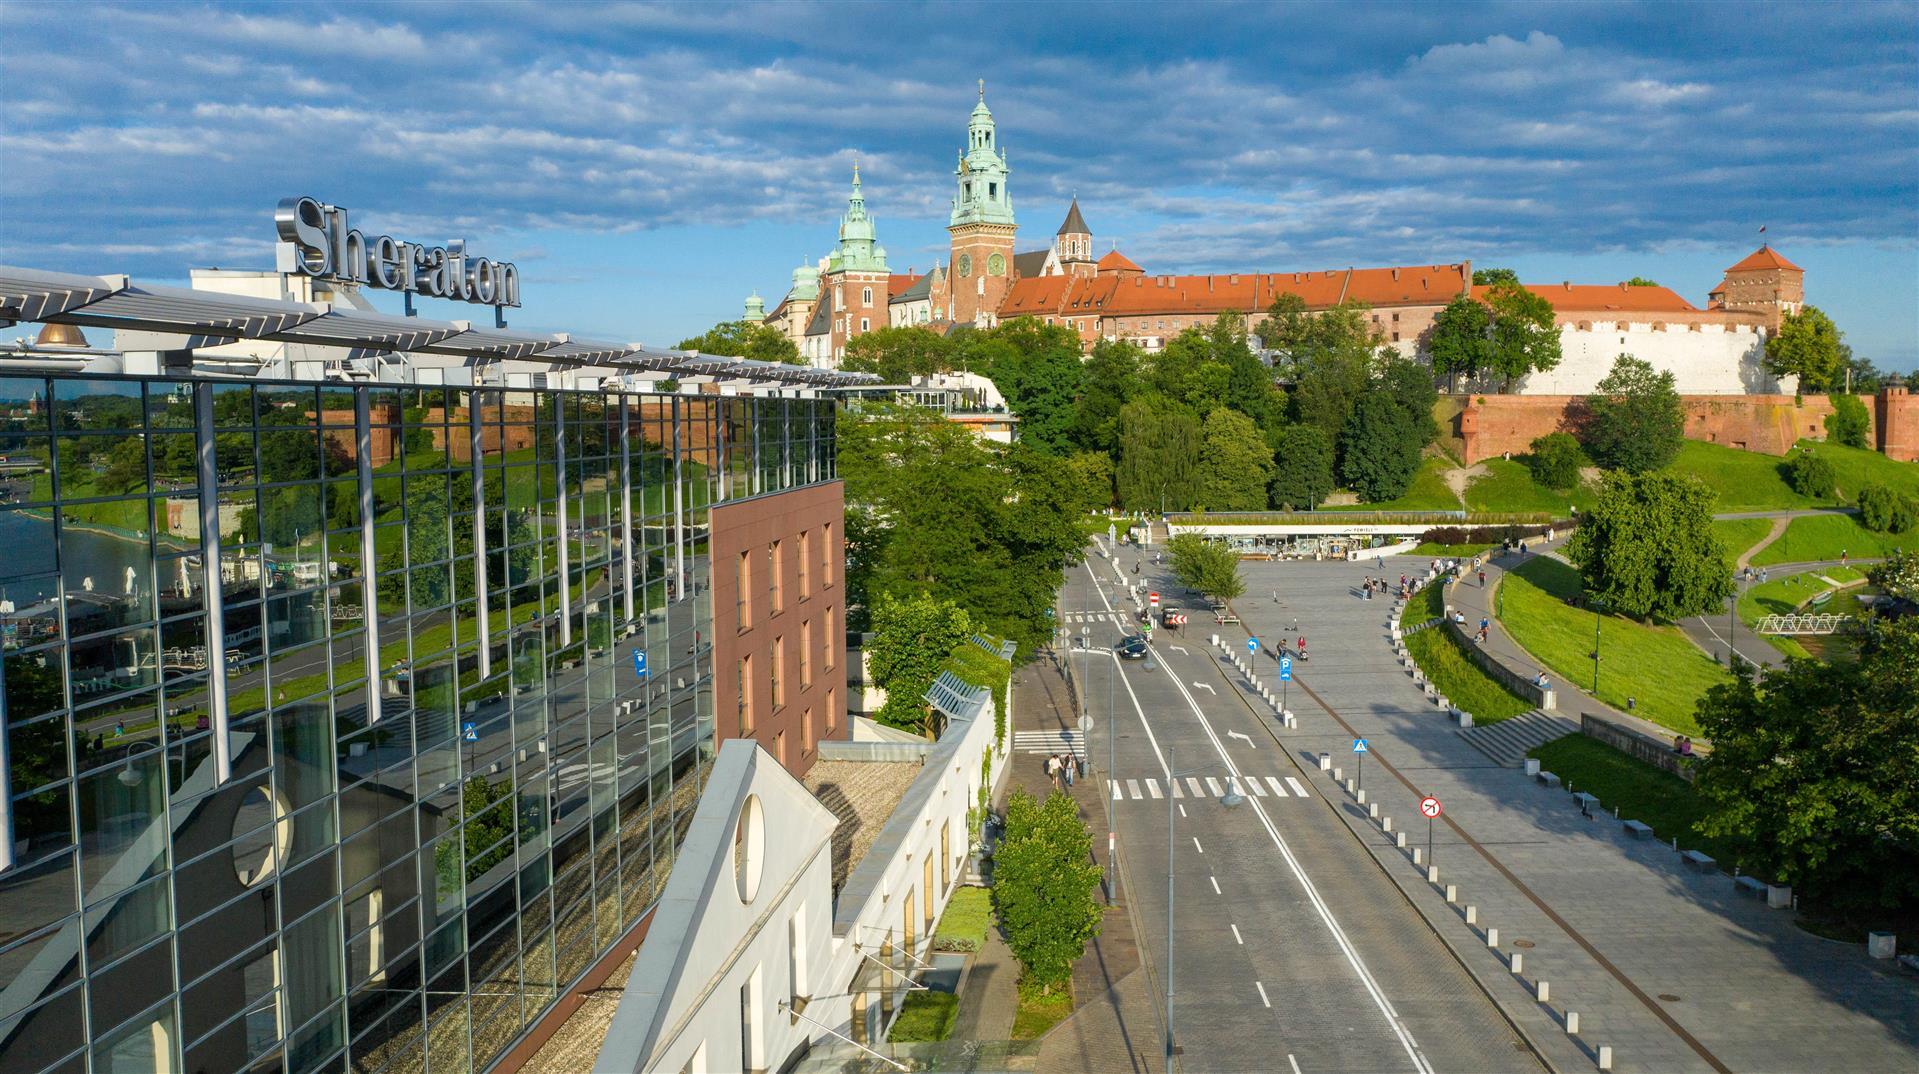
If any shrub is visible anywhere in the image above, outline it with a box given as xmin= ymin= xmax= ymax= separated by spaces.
xmin=1857 ymin=484 xmax=1917 ymax=534
xmin=1825 ymin=394 xmax=1871 ymax=449
xmin=1526 ymin=432 xmax=1585 ymax=491
xmin=1784 ymin=450 xmax=1837 ymax=499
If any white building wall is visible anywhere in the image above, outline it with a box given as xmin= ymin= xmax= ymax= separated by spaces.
xmin=1515 ymin=321 xmax=1787 ymax=395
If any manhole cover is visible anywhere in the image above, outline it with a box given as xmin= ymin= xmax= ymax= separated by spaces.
xmin=1658 ymin=993 xmax=1682 ymax=1002
xmin=1512 ymin=939 xmax=1535 ymax=949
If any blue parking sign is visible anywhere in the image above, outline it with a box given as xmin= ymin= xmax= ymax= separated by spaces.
xmin=632 ymin=649 xmax=649 ymax=678
xmin=1278 ymin=655 xmax=1292 ymax=681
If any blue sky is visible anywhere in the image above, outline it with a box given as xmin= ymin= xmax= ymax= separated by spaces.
xmin=3 ymin=1 xmax=1916 ymax=369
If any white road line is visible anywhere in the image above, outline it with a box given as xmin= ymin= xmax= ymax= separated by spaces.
xmin=1287 ymin=1053 xmax=1302 ymax=1074
xmin=1178 ymin=803 xmax=1186 ymax=818
xmin=1210 ymin=875 xmax=1221 ymax=895
xmin=1205 ymin=776 xmax=1224 ymax=796
xmin=1146 ymin=778 xmax=1163 ymax=799
xmin=1286 ymin=776 xmax=1310 ymax=798
xmin=1126 ymin=779 xmax=1142 ymax=799
xmin=1193 ymin=837 xmax=1204 ymax=853
xmin=1186 ymin=777 xmax=1204 ymax=798
xmin=1257 ymin=982 xmax=1272 ymax=1009
xmin=1171 ymin=644 xmax=1189 ymax=654
xmin=1193 ymin=681 xmax=1216 ymax=694
xmin=1077 ymin=563 xmax=1436 ymax=1074
xmin=1111 ymin=781 xmax=1122 ymax=801
xmin=1228 ymin=730 xmax=1256 ymax=747
xmin=1265 ymin=776 xmax=1288 ymax=797
xmin=1245 ymin=776 xmax=1267 ymax=796
xmin=1231 ymin=923 xmax=1244 ymax=945
xmin=1171 ymin=779 xmax=1184 ymax=798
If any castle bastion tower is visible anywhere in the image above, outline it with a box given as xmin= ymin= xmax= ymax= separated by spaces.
xmin=948 ymin=82 xmax=1016 ymax=327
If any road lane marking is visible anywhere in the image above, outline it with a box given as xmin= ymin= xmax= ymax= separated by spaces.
xmin=1245 ymin=776 xmax=1267 ymax=796
xmin=1257 ymin=981 xmax=1272 ymax=1008
xmin=1111 ymin=781 xmax=1122 ymax=801
xmin=1187 ymin=777 xmax=1204 ymax=797
xmin=1193 ymin=837 xmax=1204 ymax=853
xmin=1193 ymin=681 xmax=1216 ymax=694
xmin=1126 ymin=779 xmax=1141 ymax=799
xmin=1205 ymin=777 xmax=1224 ymax=796
xmin=1171 ymin=645 xmax=1189 ymax=654
xmin=1210 ymin=875 xmax=1221 ymax=895
xmin=1286 ymin=776 xmax=1310 ymax=798
xmin=1171 ymin=779 xmax=1184 ymax=798
xmin=1146 ymin=778 xmax=1163 ymax=799
xmin=1287 ymin=1054 xmax=1301 ymax=1073
xmin=1178 ymin=803 xmax=1186 ymax=817
xmin=1228 ymin=730 xmax=1256 ymax=747
xmin=1265 ymin=776 xmax=1288 ymax=797
xmin=1231 ymin=923 xmax=1243 ymax=945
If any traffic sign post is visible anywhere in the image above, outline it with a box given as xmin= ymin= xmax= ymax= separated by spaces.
xmin=1420 ymin=795 xmax=1443 ymax=867
xmin=1352 ymin=738 xmax=1368 ymax=793
xmin=1247 ymin=637 xmax=1260 ymax=656
xmin=1278 ymin=654 xmax=1292 ymax=711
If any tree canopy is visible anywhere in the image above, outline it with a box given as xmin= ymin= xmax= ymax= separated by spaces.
xmin=1068 ymin=339 xmax=1146 ymax=456
xmin=1825 ymin=393 xmax=1871 ymax=449
xmin=1427 ymin=293 xmax=1493 ymax=387
xmin=1166 ymin=533 xmax=1245 ymax=602
xmin=1764 ymin=306 xmax=1846 ymax=391
xmin=1337 ymin=391 xmax=1424 ymax=502
xmin=1116 ymin=393 xmax=1201 ymax=512
xmin=993 ymin=788 xmax=1104 ymax=993
xmin=1622 ymin=277 xmax=1660 ymax=287
xmin=839 ymin=325 xmax=957 ymax=383
xmin=1564 ymin=472 xmax=1733 ymax=620
xmin=868 ymin=591 xmax=973 ymax=731
xmin=1472 ymin=267 xmax=1519 ymax=287
xmin=1483 ymin=281 xmax=1562 ymax=391
xmin=975 ymin=317 xmax=1084 ymax=455
xmin=1193 ymin=408 xmax=1274 ymax=511
xmin=1269 ymin=424 xmax=1335 ymax=511
xmin=1581 ymin=354 xmax=1684 ymax=473
xmin=1526 ymin=431 xmax=1585 ymax=491
xmin=676 ymin=319 xmax=803 ymax=365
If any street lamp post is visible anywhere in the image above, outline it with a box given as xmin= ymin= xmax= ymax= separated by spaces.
xmin=1165 ymin=746 xmax=1245 ymax=1074
xmin=1588 ymin=595 xmax=1606 ymax=696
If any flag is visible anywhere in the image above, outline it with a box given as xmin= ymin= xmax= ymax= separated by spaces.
xmin=1759 ymin=225 xmax=1767 ymax=233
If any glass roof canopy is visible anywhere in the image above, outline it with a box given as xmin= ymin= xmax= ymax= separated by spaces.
xmin=0 ymin=264 xmax=879 ymax=389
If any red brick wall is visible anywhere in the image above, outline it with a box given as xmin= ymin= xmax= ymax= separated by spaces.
xmin=710 ymin=481 xmax=848 ymax=778
xmin=1880 ymin=386 xmax=1919 ymax=462
xmin=1458 ymin=394 xmax=1847 ymax=463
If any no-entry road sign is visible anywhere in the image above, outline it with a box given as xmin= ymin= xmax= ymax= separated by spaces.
xmin=1420 ymin=796 xmax=1443 ymax=818
xmin=1150 ymin=591 xmax=1160 ymax=607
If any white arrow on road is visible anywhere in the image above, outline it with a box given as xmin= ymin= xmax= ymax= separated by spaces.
xmin=1171 ymin=645 xmax=1189 ymax=654
xmin=1227 ymin=730 xmax=1257 ymax=748
xmin=1192 ymin=682 xmax=1216 ymax=694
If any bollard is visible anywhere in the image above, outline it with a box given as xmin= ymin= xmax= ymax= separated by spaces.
xmin=1212 ymin=633 xmax=1219 ymax=647
xmin=1566 ymin=1011 xmax=1580 ymax=1036
xmin=1411 ymin=847 xmax=1423 ymax=865
xmin=1444 ymin=884 xmax=1457 ymax=903
xmin=1510 ymin=951 xmax=1523 ymax=974
xmin=1597 ymin=1045 xmax=1613 ymax=1071
xmin=1486 ymin=927 xmax=1499 ymax=948
xmin=1382 ymin=816 xmax=1393 ymax=832
xmin=1537 ymin=980 xmax=1550 ymax=1003
xmin=1319 ymin=753 xmax=1331 ymax=771
xmin=1356 ymin=788 xmax=1367 ymax=804
xmin=1369 ymin=803 xmax=1380 ymax=819
xmin=1427 ymin=865 xmax=1440 ymax=885
xmin=1465 ymin=905 xmax=1477 ymax=925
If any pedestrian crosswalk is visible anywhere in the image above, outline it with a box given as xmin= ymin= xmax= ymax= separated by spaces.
xmin=1109 ymin=773 xmax=1314 ymax=801
xmin=1061 ymin=612 xmax=1123 ymax=625
xmin=1013 ymin=729 xmax=1085 ymax=760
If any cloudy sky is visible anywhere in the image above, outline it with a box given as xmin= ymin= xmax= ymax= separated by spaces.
xmin=4 ymin=1 xmax=1916 ymax=368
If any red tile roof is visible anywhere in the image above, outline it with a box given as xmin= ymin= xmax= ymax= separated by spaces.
xmin=997 ymin=263 xmax=1474 ymax=321
xmin=1725 ymin=246 xmax=1802 ymax=273
xmin=1097 ymin=249 xmax=1143 ymax=274
xmin=888 ymin=273 xmax=923 ymax=298
xmin=1469 ymin=281 xmax=1700 ymax=313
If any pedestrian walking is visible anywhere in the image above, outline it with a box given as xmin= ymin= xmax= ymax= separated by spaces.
xmin=1045 ymin=754 xmax=1059 ymax=788
xmin=1064 ymin=760 xmax=1076 ymax=788
xmin=1478 ymin=569 xmax=1487 ymax=588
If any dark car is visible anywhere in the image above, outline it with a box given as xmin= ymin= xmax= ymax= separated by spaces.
xmin=1116 ymin=635 xmax=1150 ymax=660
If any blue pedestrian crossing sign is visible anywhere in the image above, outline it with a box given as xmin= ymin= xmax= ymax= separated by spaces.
xmin=1247 ymin=637 xmax=1260 ymax=654
xmin=632 ymin=649 xmax=649 ymax=678
xmin=1279 ymin=654 xmax=1293 ymax=681
xmin=462 ymin=721 xmax=478 ymax=743
xmin=1352 ymin=738 xmax=1369 ymax=753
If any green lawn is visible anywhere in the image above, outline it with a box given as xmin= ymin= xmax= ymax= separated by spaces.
xmin=1659 ymin=440 xmax=1818 ymax=512
xmin=888 ymin=991 xmax=959 ymax=1043
xmin=1407 ymin=619 xmax=1535 ymax=723
xmin=1735 ymin=566 xmax=1869 ymax=660
xmin=1710 ymin=517 xmax=1776 ymax=567
xmin=1331 ymin=456 xmax=1463 ymax=512
xmin=1750 ymin=512 xmax=1919 ymax=566
xmin=1805 ymin=439 xmax=1919 ymax=501
xmin=934 ymin=887 xmax=992 ymax=950
xmin=1011 ymin=985 xmax=1074 ymax=1040
xmin=1401 ymin=580 xmax=1444 ymax=629
xmin=1462 ymin=458 xmax=1590 ymax=516
xmin=1407 ymin=541 xmax=1496 ymax=558
xmin=1528 ymin=735 xmax=1741 ymax=869
xmin=1497 ymin=558 xmax=1730 ymax=736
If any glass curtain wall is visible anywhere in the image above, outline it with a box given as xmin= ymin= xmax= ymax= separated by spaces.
xmin=0 ymin=375 xmax=835 ymax=1074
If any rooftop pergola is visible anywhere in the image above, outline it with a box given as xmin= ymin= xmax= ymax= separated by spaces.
xmin=0 ymin=265 xmax=879 ymax=389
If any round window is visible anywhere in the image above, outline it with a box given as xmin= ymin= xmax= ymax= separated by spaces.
xmin=231 ymin=785 xmax=291 ymax=888
xmin=988 ymin=253 xmax=1006 ymax=277
xmin=734 ymin=794 xmax=764 ymax=903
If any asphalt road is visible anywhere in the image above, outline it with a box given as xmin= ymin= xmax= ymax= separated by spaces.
xmin=1066 ymin=552 xmax=1541 ymax=1074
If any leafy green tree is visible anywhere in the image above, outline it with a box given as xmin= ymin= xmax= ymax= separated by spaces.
xmin=1843 ymin=349 xmax=1883 ymax=394
xmin=1623 ymin=277 xmax=1660 ymax=287
xmin=1068 ymin=339 xmax=1146 ymax=455
xmin=1167 ymin=533 xmax=1245 ymax=603
xmin=1116 ymin=393 xmax=1201 ymax=512
xmin=1869 ymin=549 xmax=1919 ymax=601
xmin=868 ymin=591 xmax=974 ymax=731
xmin=1484 ymin=281 xmax=1562 ymax=391
xmin=1149 ymin=316 xmax=1285 ymax=440
xmin=1337 ymin=392 xmax=1423 ymax=502
xmin=1376 ymin=355 xmax=1439 ymax=447
xmin=1194 ymin=409 xmax=1274 ymax=511
xmin=1581 ymin=354 xmax=1684 ymax=473
xmin=1063 ymin=450 xmax=1116 ymax=513
xmin=1564 ymin=472 xmax=1734 ymax=620
xmin=98 ymin=436 xmax=147 ymax=494
xmin=1268 ymin=425 xmax=1335 ymax=510
xmin=839 ymin=325 xmax=956 ymax=383
xmin=1825 ymin=394 xmax=1871 ymax=449
xmin=1472 ymin=267 xmax=1519 ymax=287
xmin=992 ymin=788 xmax=1104 ymax=994
xmin=1784 ymin=449 xmax=1837 ymax=499
xmin=1693 ymin=619 xmax=1919 ymax=924
xmin=1857 ymin=484 xmax=1916 ymax=534
xmin=977 ymin=317 xmax=1084 ymax=455
xmin=1284 ymin=307 xmax=1381 ymax=441
xmin=1764 ymin=307 xmax=1846 ymax=391
xmin=676 ymin=319 xmax=803 ymax=365
xmin=1526 ymin=432 xmax=1585 ymax=491
xmin=1427 ymin=294 xmax=1493 ymax=388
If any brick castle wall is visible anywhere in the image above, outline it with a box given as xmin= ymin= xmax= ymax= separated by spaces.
xmin=1455 ymin=392 xmax=1903 ymax=463
xmin=1879 ymin=386 xmax=1918 ymax=462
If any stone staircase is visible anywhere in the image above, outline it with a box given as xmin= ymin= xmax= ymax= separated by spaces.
xmin=1457 ymin=709 xmax=1578 ymax=767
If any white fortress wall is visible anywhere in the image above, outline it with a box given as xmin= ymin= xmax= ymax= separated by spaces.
xmin=1515 ymin=320 xmax=1784 ymax=395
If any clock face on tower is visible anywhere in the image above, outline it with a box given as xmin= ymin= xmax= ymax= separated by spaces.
xmin=957 ymin=254 xmax=973 ymax=277
xmin=988 ymin=253 xmax=1006 ymax=276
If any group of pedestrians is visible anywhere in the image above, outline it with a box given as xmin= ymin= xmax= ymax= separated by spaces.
xmin=1045 ymin=752 xmax=1084 ymax=790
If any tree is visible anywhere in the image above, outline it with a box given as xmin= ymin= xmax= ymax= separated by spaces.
xmin=1166 ymin=533 xmax=1245 ymax=603
xmin=1526 ymin=432 xmax=1585 ymax=491
xmin=1149 ymin=316 xmax=1284 ymax=441
xmin=1692 ymin=619 xmax=1919 ymax=924
xmin=1564 ymin=472 xmax=1734 ymax=620
xmin=992 ymin=788 xmax=1104 ymax=994
xmin=1843 ymin=348 xmax=1883 ymax=394
xmin=1115 ymin=394 xmax=1201 ymax=512
xmin=676 ymin=319 xmax=803 ymax=365
xmin=1427 ymin=294 xmax=1493 ymax=387
xmin=977 ymin=317 xmax=1084 ymax=455
xmin=1193 ymin=409 xmax=1274 ymax=511
xmin=1063 ymin=450 xmax=1116 ymax=513
xmin=1268 ymin=425 xmax=1335 ymax=510
xmin=1337 ymin=392 xmax=1423 ymax=502
xmin=1869 ymin=549 xmax=1919 ymax=601
xmin=1826 ymin=394 xmax=1871 ymax=449
xmin=1581 ymin=354 xmax=1684 ymax=473
xmin=1376 ymin=355 xmax=1439 ymax=447
xmin=1857 ymin=485 xmax=1917 ymax=534
xmin=1472 ymin=267 xmax=1519 ymax=287
xmin=867 ymin=591 xmax=973 ymax=731
xmin=1069 ymin=339 xmax=1146 ymax=455
xmin=1764 ymin=306 xmax=1845 ymax=391
xmin=1623 ymin=277 xmax=1660 ymax=287
xmin=1483 ymin=281 xmax=1562 ymax=391
xmin=839 ymin=325 xmax=956 ymax=383
xmin=1784 ymin=449 xmax=1836 ymax=499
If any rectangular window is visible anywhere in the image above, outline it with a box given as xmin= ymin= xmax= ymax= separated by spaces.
xmin=769 ymin=542 xmax=782 ymax=616
xmin=859 ymin=317 xmax=869 ymax=333
xmin=772 ymin=636 xmax=785 ymax=710
xmin=775 ymin=730 xmax=787 ymax=769
xmin=824 ymin=606 xmax=837 ymax=672
xmin=737 ymin=550 xmax=751 ymax=632
xmin=821 ymin=523 xmax=833 ymax=589
xmin=825 ymin=686 xmax=837 ymax=733
xmin=800 ymin=620 xmax=812 ymax=689
xmin=738 ymin=654 xmax=752 ymax=733
xmin=789 ymin=912 xmax=808 ymax=1000
xmin=797 ymin=531 xmax=811 ymax=600
xmin=802 ymin=706 xmax=814 ymax=754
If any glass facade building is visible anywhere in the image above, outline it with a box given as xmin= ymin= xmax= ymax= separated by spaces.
xmin=0 ymin=374 xmax=836 ymax=1074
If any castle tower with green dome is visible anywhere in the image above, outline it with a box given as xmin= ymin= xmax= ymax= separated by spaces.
xmin=948 ymin=81 xmax=1017 ymax=326
xmin=822 ymin=162 xmax=892 ymax=364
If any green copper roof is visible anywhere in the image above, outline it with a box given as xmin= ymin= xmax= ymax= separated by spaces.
xmin=834 ymin=163 xmax=889 ymax=274
xmin=743 ymin=291 xmax=765 ymax=321
xmin=951 ymin=89 xmax=1014 ymax=228
xmin=789 ymin=263 xmax=820 ymax=302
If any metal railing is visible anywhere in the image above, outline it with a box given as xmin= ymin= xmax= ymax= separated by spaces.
xmin=1754 ymin=613 xmax=1850 ymax=635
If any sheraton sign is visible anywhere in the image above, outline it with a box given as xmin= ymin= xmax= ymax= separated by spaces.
xmin=275 ymin=195 xmax=520 ymax=309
